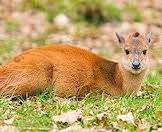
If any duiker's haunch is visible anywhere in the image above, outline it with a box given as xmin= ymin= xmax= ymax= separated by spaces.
xmin=0 ymin=32 xmax=151 ymax=98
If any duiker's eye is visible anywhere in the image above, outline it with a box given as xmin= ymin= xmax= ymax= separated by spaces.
xmin=143 ymin=50 xmax=147 ymax=55
xmin=125 ymin=49 xmax=130 ymax=55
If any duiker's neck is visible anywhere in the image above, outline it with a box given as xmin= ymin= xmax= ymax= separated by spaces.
xmin=118 ymin=64 xmax=147 ymax=95
xmin=98 ymin=59 xmax=147 ymax=96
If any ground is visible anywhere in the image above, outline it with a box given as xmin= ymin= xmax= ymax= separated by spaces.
xmin=0 ymin=0 xmax=161 ymax=131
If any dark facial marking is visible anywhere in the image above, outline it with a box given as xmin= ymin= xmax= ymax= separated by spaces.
xmin=125 ymin=49 xmax=130 ymax=55
xmin=133 ymin=32 xmax=140 ymax=37
xmin=143 ymin=50 xmax=147 ymax=55
xmin=131 ymin=32 xmax=141 ymax=45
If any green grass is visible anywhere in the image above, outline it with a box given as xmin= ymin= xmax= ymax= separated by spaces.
xmin=0 ymin=38 xmax=15 ymax=55
xmin=123 ymin=2 xmax=143 ymax=22
xmin=0 ymin=68 xmax=161 ymax=131
xmin=5 ymin=21 xmax=20 ymax=33
xmin=0 ymin=38 xmax=16 ymax=64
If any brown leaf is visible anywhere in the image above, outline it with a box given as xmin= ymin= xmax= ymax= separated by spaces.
xmin=59 ymin=124 xmax=82 ymax=132
xmin=0 ymin=126 xmax=18 ymax=132
xmin=117 ymin=112 xmax=135 ymax=124
xmin=57 ymin=125 xmax=108 ymax=132
xmin=52 ymin=110 xmax=82 ymax=124
xmin=34 ymin=102 xmax=42 ymax=112
xmin=0 ymin=116 xmax=17 ymax=126
xmin=137 ymin=119 xmax=150 ymax=132
xmin=159 ymin=110 xmax=162 ymax=116
xmin=96 ymin=112 xmax=108 ymax=121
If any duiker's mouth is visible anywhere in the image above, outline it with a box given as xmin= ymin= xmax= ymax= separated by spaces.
xmin=130 ymin=68 xmax=142 ymax=74
xmin=132 ymin=66 xmax=141 ymax=70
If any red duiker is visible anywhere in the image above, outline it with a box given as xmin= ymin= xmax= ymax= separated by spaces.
xmin=0 ymin=32 xmax=152 ymax=98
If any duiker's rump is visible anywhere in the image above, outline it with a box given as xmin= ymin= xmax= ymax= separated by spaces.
xmin=0 ymin=32 xmax=152 ymax=98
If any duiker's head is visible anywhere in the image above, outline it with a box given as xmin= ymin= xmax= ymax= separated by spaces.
xmin=116 ymin=32 xmax=151 ymax=74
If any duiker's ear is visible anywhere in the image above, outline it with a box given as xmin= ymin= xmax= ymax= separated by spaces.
xmin=115 ymin=32 xmax=125 ymax=45
xmin=145 ymin=32 xmax=151 ymax=45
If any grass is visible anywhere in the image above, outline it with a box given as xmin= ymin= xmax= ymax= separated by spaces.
xmin=0 ymin=38 xmax=16 ymax=64
xmin=0 ymin=38 xmax=15 ymax=55
xmin=5 ymin=21 xmax=20 ymax=33
xmin=123 ymin=2 xmax=143 ymax=22
xmin=0 ymin=68 xmax=161 ymax=131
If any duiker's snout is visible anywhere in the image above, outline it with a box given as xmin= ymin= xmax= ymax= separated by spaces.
xmin=132 ymin=60 xmax=141 ymax=69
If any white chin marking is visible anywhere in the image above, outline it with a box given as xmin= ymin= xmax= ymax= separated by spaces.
xmin=123 ymin=65 xmax=143 ymax=74
xmin=130 ymin=69 xmax=142 ymax=74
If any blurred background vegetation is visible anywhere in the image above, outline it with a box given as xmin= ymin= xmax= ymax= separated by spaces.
xmin=0 ymin=0 xmax=162 ymax=84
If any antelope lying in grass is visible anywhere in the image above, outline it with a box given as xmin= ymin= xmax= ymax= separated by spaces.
xmin=0 ymin=32 xmax=151 ymax=98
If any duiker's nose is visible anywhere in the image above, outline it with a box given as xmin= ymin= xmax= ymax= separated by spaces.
xmin=132 ymin=60 xmax=140 ymax=69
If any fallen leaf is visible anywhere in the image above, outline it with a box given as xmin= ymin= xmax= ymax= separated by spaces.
xmin=96 ymin=112 xmax=108 ymax=121
xmin=158 ymin=128 xmax=162 ymax=132
xmin=117 ymin=112 xmax=135 ymax=124
xmin=136 ymin=91 xmax=144 ymax=96
xmin=52 ymin=110 xmax=82 ymax=124
xmin=0 ymin=126 xmax=18 ymax=132
xmin=34 ymin=102 xmax=42 ymax=112
xmin=50 ymin=124 xmax=58 ymax=132
xmin=0 ymin=116 xmax=17 ymax=126
xmin=111 ymin=122 xmax=120 ymax=130
xmin=137 ymin=119 xmax=150 ymax=131
xmin=159 ymin=110 xmax=162 ymax=116
xmin=59 ymin=124 xmax=82 ymax=132
xmin=96 ymin=112 xmax=108 ymax=126
xmin=57 ymin=125 xmax=108 ymax=132
xmin=4 ymin=116 xmax=15 ymax=125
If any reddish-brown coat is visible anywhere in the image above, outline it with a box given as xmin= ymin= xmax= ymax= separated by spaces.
xmin=0 ymin=32 xmax=150 ymax=98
